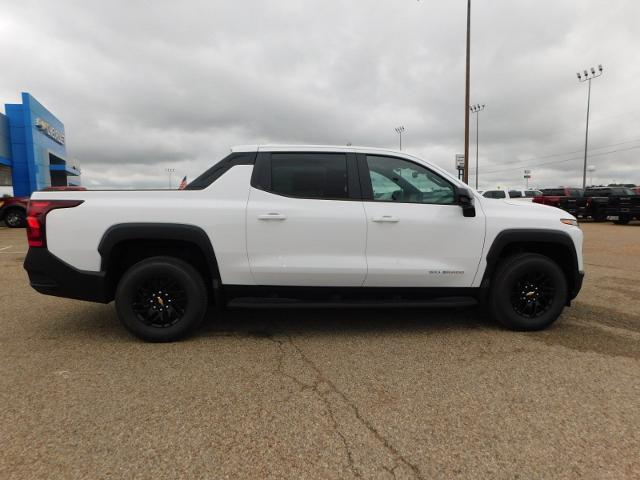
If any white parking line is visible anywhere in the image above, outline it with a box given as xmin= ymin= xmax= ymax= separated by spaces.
xmin=0 ymin=245 xmax=11 ymax=251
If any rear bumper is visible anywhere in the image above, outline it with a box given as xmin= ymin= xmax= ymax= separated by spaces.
xmin=24 ymin=248 xmax=111 ymax=303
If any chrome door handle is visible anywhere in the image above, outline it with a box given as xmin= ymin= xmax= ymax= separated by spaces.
xmin=371 ymin=216 xmax=399 ymax=223
xmin=258 ymin=213 xmax=287 ymax=220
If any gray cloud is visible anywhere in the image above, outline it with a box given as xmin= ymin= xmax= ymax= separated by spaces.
xmin=1 ymin=0 xmax=639 ymax=189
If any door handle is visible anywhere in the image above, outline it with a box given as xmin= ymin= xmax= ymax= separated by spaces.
xmin=258 ymin=213 xmax=287 ymax=220
xmin=371 ymin=216 xmax=399 ymax=223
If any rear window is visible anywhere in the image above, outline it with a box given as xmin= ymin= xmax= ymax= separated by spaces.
xmin=525 ymin=190 xmax=542 ymax=197
xmin=567 ymin=188 xmax=584 ymax=197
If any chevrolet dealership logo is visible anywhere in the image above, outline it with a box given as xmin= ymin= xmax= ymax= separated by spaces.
xmin=35 ymin=117 xmax=65 ymax=145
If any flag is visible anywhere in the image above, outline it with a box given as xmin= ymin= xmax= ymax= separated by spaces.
xmin=178 ymin=175 xmax=187 ymax=190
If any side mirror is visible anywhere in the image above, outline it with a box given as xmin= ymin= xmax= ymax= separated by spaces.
xmin=457 ymin=186 xmax=476 ymax=217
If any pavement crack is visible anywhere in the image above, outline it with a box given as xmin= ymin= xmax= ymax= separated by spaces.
xmin=283 ymin=333 xmax=425 ymax=480
xmin=269 ymin=335 xmax=361 ymax=478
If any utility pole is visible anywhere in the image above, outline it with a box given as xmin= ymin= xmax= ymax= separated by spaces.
xmin=469 ymin=103 xmax=485 ymax=189
xmin=463 ymin=0 xmax=471 ymax=184
xmin=395 ymin=126 xmax=405 ymax=150
xmin=165 ymin=168 xmax=176 ymax=189
xmin=576 ymin=65 xmax=603 ymax=189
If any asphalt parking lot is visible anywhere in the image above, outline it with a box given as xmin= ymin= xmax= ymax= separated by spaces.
xmin=1 ymin=223 xmax=639 ymax=479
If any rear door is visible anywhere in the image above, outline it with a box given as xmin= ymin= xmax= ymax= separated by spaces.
xmin=359 ymin=154 xmax=485 ymax=287
xmin=246 ymin=151 xmax=367 ymax=286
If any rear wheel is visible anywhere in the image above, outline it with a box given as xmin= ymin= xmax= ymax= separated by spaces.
xmin=614 ymin=216 xmax=630 ymax=225
xmin=3 ymin=208 xmax=26 ymax=228
xmin=489 ymin=253 xmax=567 ymax=331
xmin=115 ymin=256 xmax=208 ymax=342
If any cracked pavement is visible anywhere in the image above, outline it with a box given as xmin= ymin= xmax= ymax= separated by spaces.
xmin=1 ymin=223 xmax=640 ymax=479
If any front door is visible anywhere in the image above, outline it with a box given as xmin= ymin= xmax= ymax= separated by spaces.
xmin=246 ymin=151 xmax=367 ymax=286
xmin=359 ymin=154 xmax=486 ymax=287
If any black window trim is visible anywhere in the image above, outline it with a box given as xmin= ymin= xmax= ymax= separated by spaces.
xmin=250 ymin=151 xmax=362 ymax=201
xmin=357 ymin=153 xmax=458 ymax=206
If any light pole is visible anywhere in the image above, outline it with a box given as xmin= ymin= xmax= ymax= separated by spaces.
xmin=463 ymin=0 xmax=471 ymax=184
xmin=395 ymin=126 xmax=405 ymax=150
xmin=469 ymin=103 xmax=485 ymax=189
xmin=577 ymin=64 xmax=603 ymax=189
xmin=165 ymin=168 xmax=176 ymax=189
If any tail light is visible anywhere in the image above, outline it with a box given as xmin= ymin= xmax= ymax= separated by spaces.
xmin=26 ymin=200 xmax=84 ymax=248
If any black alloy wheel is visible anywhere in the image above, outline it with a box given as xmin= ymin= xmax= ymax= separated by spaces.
xmin=115 ymin=256 xmax=208 ymax=342
xmin=510 ymin=271 xmax=555 ymax=319
xmin=131 ymin=276 xmax=188 ymax=328
xmin=489 ymin=253 xmax=567 ymax=331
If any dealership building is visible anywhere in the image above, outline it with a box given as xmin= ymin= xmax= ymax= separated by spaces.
xmin=0 ymin=92 xmax=80 ymax=197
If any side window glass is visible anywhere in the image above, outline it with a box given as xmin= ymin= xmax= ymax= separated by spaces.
xmin=270 ymin=153 xmax=348 ymax=200
xmin=509 ymin=190 xmax=522 ymax=198
xmin=366 ymin=155 xmax=455 ymax=204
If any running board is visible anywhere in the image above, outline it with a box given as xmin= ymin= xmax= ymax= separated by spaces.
xmin=227 ymin=296 xmax=478 ymax=309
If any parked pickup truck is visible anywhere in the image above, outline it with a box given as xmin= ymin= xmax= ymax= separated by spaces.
xmin=583 ymin=186 xmax=638 ymax=223
xmin=533 ymin=188 xmax=588 ymax=218
xmin=24 ymin=146 xmax=584 ymax=341
xmin=604 ymin=188 xmax=640 ymax=225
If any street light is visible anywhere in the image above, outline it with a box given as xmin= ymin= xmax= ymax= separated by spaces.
xmin=165 ymin=168 xmax=176 ymax=189
xmin=469 ymin=103 xmax=485 ymax=189
xmin=395 ymin=126 xmax=405 ymax=150
xmin=576 ymin=64 xmax=603 ymax=189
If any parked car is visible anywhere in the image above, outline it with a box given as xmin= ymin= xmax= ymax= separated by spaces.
xmin=24 ymin=145 xmax=584 ymax=342
xmin=0 ymin=195 xmax=29 ymax=228
xmin=481 ymin=189 xmax=542 ymax=201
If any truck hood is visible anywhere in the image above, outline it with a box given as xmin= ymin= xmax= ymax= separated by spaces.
xmin=477 ymin=196 xmax=576 ymax=221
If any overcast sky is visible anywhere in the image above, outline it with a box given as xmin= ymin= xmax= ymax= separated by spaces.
xmin=1 ymin=0 xmax=639 ymax=190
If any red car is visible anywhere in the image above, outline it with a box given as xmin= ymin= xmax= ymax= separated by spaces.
xmin=0 ymin=195 xmax=29 ymax=228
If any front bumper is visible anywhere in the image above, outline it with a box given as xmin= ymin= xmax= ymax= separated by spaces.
xmin=24 ymin=248 xmax=111 ymax=303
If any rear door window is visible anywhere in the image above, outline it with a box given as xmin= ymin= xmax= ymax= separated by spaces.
xmin=269 ymin=153 xmax=349 ymax=200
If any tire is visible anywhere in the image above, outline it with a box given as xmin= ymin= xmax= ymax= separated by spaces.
xmin=115 ymin=256 xmax=208 ymax=342
xmin=488 ymin=253 xmax=567 ymax=331
xmin=614 ymin=216 xmax=630 ymax=225
xmin=3 ymin=208 xmax=26 ymax=228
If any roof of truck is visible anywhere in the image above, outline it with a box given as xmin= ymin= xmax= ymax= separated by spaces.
xmin=230 ymin=144 xmax=407 ymax=156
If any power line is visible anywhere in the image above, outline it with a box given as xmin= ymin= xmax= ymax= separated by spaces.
xmin=466 ymin=136 xmax=640 ymax=173
xmin=476 ymin=144 xmax=640 ymax=176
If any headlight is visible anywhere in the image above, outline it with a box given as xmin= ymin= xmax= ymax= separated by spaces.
xmin=561 ymin=218 xmax=579 ymax=226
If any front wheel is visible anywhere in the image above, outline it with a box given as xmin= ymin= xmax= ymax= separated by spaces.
xmin=488 ymin=253 xmax=567 ymax=331
xmin=115 ymin=256 xmax=208 ymax=342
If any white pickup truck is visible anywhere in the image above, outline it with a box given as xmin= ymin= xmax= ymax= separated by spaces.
xmin=24 ymin=145 xmax=584 ymax=342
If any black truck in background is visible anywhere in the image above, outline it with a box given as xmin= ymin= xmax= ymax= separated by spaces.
xmin=536 ymin=186 xmax=639 ymax=224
